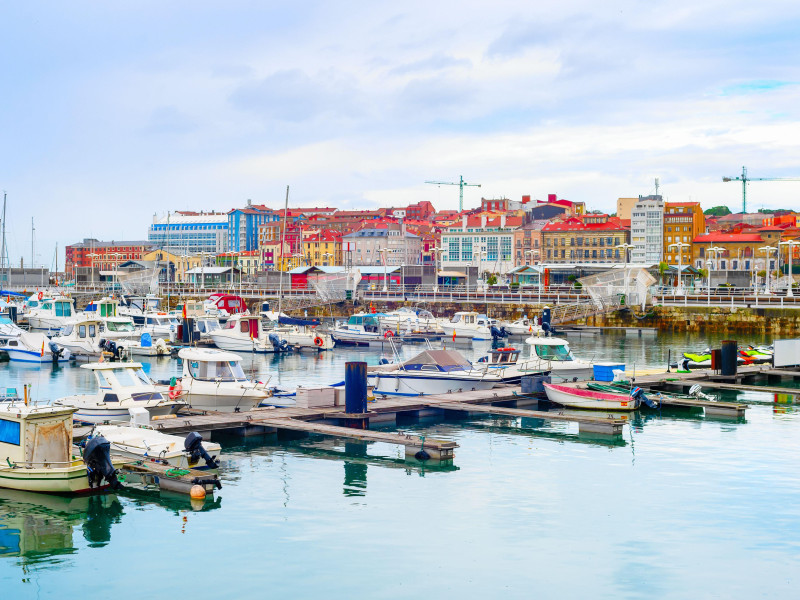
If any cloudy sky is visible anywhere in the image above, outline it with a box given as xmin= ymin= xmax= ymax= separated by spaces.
xmin=1 ymin=1 xmax=800 ymax=267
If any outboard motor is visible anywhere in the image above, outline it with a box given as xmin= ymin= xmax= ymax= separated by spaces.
xmin=268 ymin=333 xmax=290 ymax=352
xmin=184 ymin=432 xmax=220 ymax=469
xmin=83 ymin=435 xmax=121 ymax=489
xmin=630 ymin=386 xmax=659 ymax=409
xmin=48 ymin=341 xmax=64 ymax=363
xmin=378 ymin=357 xmax=391 ymax=365
xmin=490 ymin=325 xmax=505 ymax=339
xmin=542 ymin=321 xmax=557 ymax=337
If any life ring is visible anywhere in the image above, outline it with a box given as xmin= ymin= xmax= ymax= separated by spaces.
xmin=498 ymin=347 xmax=515 ymax=351
xmin=384 ymin=330 xmax=394 ymax=338
xmin=37 ymin=291 xmax=43 ymax=301
xmin=169 ymin=380 xmax=183 ymax=400
xmin=314 ymin=336 xmax=324 ymax=347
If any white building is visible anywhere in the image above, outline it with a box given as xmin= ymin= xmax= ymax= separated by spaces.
xmin=342 ymin=227 xmax=421 ymax=266
xmin=440 ymin=214 xmax=520 ymax=275
xmin=630 ymin=195 xmax=664 ymax=264
xmin=148 ymin=211 xmax=229 ymax=254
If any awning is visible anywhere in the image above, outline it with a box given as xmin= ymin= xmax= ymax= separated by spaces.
xmin=438 ymin=270 xmax=466 ymax=277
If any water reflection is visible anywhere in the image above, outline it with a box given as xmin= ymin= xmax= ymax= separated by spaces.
xmin=0 ymin=490 xmax=122 ymax=563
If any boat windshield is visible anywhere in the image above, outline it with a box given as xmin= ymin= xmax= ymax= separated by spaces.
xmin=198 ymin=320 xmax=220 ymax=333
xmin=534 ymin=344 xmax=572 ymax=361
xmin=107 ymin=321 xmax=135 ymax=332
xmin=113 ymin=368 xmax=152 ymax=388
xmin=189 ymin=360 xmax=247 ymax=381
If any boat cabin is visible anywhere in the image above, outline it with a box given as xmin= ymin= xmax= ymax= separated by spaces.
xmin=104 ymin=318 xmax=136 ymax=335
xmin=0 ymin=401 xmax=77 ymax=469
xmin=528 ymin=337 xmax=574 ymax=361
xmin=208 ymin=294 xmax=247 ymax=315
xmin=81 ymin=362 xmax=165 ymax=403
xmin=345 ymin=314 xmax=381 ymax=332
xmin=180 ymin=348 xmax=248 ymax=382
xmin=223 ymin=314 xmax=261 ymax=338
xmin=479 ymin=348 xmax=521 ymax=364
xmin=59 ymin=318 xmax=104 ymax=341
xmin=39 ymin=298 xmax=74 ymax=319
xmin=84 ymin=297 xmax=117 ymax=318
xmin=449 ymin=312 xmax=489 ymax=327
xmin=144 ymin=314 xmax=177 ymax=328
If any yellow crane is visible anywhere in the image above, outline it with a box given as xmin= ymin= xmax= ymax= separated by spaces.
xmin=722 ymin=166 xmax=800 ymax=214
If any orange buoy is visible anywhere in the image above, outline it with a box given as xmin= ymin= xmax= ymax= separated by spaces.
xmin=190 ymin=484 xmax=206 ymax=499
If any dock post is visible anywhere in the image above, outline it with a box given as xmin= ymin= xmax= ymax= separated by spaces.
xmin=721 ymin=340 xmax=737 ymax=376
xmin=345 ymin=361 xmax=368 ymax=428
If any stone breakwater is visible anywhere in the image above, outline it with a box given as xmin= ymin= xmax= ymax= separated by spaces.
xmin=301 ymin=300 xmax=800 ymax=336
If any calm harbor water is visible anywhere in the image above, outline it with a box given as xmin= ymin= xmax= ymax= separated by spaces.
xmin=1 ymin=330 xmax=798 ymax=599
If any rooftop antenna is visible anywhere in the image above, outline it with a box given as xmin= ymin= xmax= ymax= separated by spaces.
xmin=425 ymin=175 xmax=481 ymax=212
xmin=654 ymin=177 xmax=660 ymax=196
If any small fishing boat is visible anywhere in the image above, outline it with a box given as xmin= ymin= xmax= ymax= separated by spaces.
xmin=209 ymin=313 xmax=289 ymax=353
xmin=586 ymin=381 xmax=715 ymax=402
xmin=368 ymin=348 xmax=502 ymax=396
xmin=497 ymin=317 xmax=543 ymax=337
xmin=50 ymin=317 xmax=106 ymax=358
xmin=26 ymin=296 xmax=76 ymax=333
xmin=439 ymin=311 xmax=492 ymax=340
xmin=87 ymin=424 xmax=221 ymax=470
xmin=0 ymin=323 xmax=70 ymax=363
xmin=543 ymin=382 xmax=649 ymax=411
xmin=55 ymin=362 xmax=185 ymax=423
xmin=168 ymin=348 xmax=280 ymax=411
xmin=125 ymin=333 xmax=171 ymax=357
xmin=473 ymin=347 xmax=549 ymax=384
xmin=0 ymin=393 xmax=120 ymax=493
xmin=524 ymin=335 xmax=595 ymax=382
xmin=330 ymin=313 xmax=404 ymax=348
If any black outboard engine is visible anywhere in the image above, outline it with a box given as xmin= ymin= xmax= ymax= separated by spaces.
xmin=542 ymin=321 xmax=557 ymax=337
xmin=184 ymin=432 xmax=220 ymax=469
xmin=100 ymin=339 xmax=124 ymax=360
xmin=268 ymin=333 xmax=289 ymax=352
xmin=490 ymin=325 xmax=505 ymax=339
xmin=48 ymin=341 xmax=64 ymax=363
xmin=630 ymin=387 xmax=659 ymax=409
xmin=83 ymin=436 xmax=121 ymax=489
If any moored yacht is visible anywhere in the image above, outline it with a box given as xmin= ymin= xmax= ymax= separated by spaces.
xmin=330 ymin=313 xmax=403 ymax=348
xmin=524 ymin=335 xmax=595 ymax=382
xmin=439 ymin=311 xmax=492 ymax=340
xmin=26 ymin=297 xmax=76 ymax=332
xmin=368 ymin=348 xmax=502 ymax=396
xmin=55 ymin=362 xmax=185 ymax=423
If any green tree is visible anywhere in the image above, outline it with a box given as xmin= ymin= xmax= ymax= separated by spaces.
xmin=658 ymin=261 xmax=669 ymax=285
xmin=703 ymin=205 xmax=732 ymax=216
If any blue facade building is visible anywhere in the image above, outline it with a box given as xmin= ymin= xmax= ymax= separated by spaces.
xmin=148 ymin=212 xmax=228 ymax=253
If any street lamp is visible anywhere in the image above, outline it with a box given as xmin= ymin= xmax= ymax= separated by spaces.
xmin=378 ymin=248 xmax=390 ymax=292
xmin=322 ymin=252 xmax=334 ymax=267
xmin=759 ymin=245 xmax=777 ymax=294
xmin=668 ymin=242 xmax=691 ymax=296
xmin=431 ymin=245 xmax=444 ymax=293
xmin=615 ymin=243 xmax=634 ymax=298
xmin=779 ymin=240 xmax=800 ymax=297
xmin=108 ymin=252 xmax=125 ymax=295
xmin=87 ymin=253 xmax=100 ymax=288
xmin=706 ymin=246 xmax=725 ymax=296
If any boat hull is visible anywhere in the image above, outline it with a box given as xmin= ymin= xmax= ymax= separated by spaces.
xmin=0 ymin=464 xmax=105 ymax=494
xmin=4 ymin=347 xmax=70 ymax=363
xmin=209 ymin=334 xmax=277 ymax=353
xmin=369 ymin=372 xmax=499 ymax=396
xmin=543 ymin=383 xmax=639 ymax=411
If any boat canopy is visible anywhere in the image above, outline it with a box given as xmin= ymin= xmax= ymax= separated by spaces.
xmin=402 ymin=349 xmax=473 ymax=372
xmin=178 ymin=348 xmax=243 ymax=363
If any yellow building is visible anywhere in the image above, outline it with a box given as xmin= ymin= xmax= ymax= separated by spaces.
xmin=616 ymin=197 xmax=638 ymax=221
xmin=142 ymin=249 xmax=209 ymax=283
xmin=302 ymin=231 xmax=342 ymax=266
xmin=663 ymin=202 xmax=706 ymax=267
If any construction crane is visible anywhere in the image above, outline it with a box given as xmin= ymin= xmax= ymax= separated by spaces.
xmin=722 ymin=166 xmax=800 ymax=214
xmin=425 ymin=175 xmax=481 ymax=212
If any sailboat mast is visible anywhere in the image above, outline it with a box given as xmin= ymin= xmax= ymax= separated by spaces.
xmin=0 ymin=191 xmax=6 ymax=285
xmin=277 ymin=185 xmax=289 ymax=316
xmin=31 ymin=217 xmax=35 ymax=270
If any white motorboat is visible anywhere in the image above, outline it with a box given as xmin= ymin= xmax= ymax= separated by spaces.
xmin=0 ymin=398 xmax=120 ymax=493
xmin=126 ymin=333 xmax=172 ymax=357
xmin=524 ymin=335 xmax=595 ymax=382
xmin=0 ymin=322 xmax=71 ymax=363
xmin=377 ymin=308 xmax=443 ymax=334
xmin=55 ymin=362 xmax=185 ymax=424
xmin=88 ymin=423 xmax=222 ymax=470
xmin=117 ymin=294 xmax=162 ymax=325
xmin=439 ymin=311 xmax=492 ymax=340
xmin=140 ymin=312 xmax=178 ymax=341
xmin=26 ymin=297 xmax=76 ymax=332
xmin=330 ymin=314 xmax=403 ymax=348
xmin=209 ymin=313 xmax=289 ymax=353
xmin=368 ymin=348 xmax=502 ymax=396
xmin=50 ymin=318 xmax=106 ymax=358
xmin=169 ymin=348 xmax=280 ymax=411
xmin=498 ymin=317 xmax=544 ymax=337
xmin=261 ymin=312 xmax=334 ymax=351
xmin=473 ymin=347 xmax=549 ymax=384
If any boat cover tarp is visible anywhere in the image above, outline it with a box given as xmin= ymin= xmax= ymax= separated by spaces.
xmin=0 ymin=290 xmax=27 ymax=297
xmin=402 ymin=349 xmax=472 ymax=372
xmin=278 ymin=316 xmax=320 ymax=327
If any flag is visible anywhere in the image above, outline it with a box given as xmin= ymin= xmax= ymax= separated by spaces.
xmin=40 ymin=341 xmax=45 ymax=357
xmin=182 ymin=302 xmax=187 ymax=320
xmin=452 ymin=329 xmax=456 ymax=342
